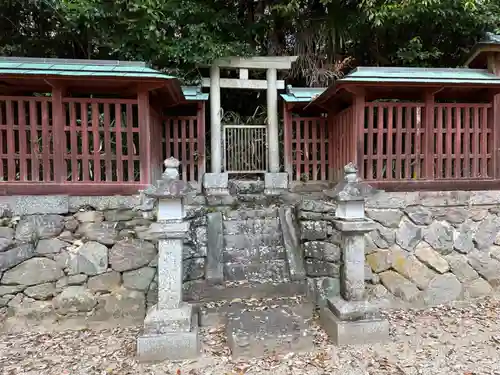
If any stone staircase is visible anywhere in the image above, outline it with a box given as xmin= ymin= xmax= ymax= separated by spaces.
xmin=222 ymin=207 xmax=289 ymax=283
xmin=186 ymin=182 xmax=314 ymax=359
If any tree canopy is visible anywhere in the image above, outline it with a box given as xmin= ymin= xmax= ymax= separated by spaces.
xmin=1 ymin=0 xmax=500 ymax=85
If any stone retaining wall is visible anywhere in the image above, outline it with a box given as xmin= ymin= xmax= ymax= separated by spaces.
xmin=0 ymin=194 xmax=206 ymax=331
xmin=296 ymin=199 xmax=342 ymax=305
xmin=3 ymin=189 xmax=500 ymax=331
xmin=298 ymin=190 xmax=500 ymax=308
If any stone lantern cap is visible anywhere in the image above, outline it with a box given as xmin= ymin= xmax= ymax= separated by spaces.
xmin=324 ymin=162 xmax=380 ymax=202
xmin=142 ymin=157 xmax=193 ymax=199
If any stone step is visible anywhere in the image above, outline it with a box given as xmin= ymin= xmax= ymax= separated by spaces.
xmin=223 ymin=207 xmax=279 ymax=221
xmin=225 ymin=303 xmax=314 ymax=360
xmin=223 ymin=259 xmax=289 ymax=282
xmin=223 ymin=232 xmax=283 ymax=249
xmin=228 ymin=180 xmax=265 ymax=195
xmin=222 ymin=245 xmax=286 ymax=263
xmin=235 ymin=193 xmax=269 ymax=205
xmin=198 ymin=296 xmax=313 ymax=327
xmin=183 ymin=279 xmax=308 ymax=304
xmin=223 ymin=218 xmax=280 ymax=235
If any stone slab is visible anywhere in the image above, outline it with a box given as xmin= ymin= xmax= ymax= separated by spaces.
xmin=224 ymin=208 xmax=279 ymax=220
xmin=264 ymin=172 xmax=289 ymax=195
xmin=279 ymin=206 xmax=306 ymax=281
xmin=223 ymin=218 xmax=280 ymax=235
xmin=203 ymin=173 xmax=229 ymax=192
xmin=198 ymin=297 xmax=313 ymax=328
xmin=69 ymin=195 xmax=141 ymax=212
xmin=206 ymin=212 xmax=224 ymax=283
xmin=183 ymin=280 xmax=308 ymax=303
xmin=223 ymin=232 xmax=282 ymax=249
xmin=333 ymin=219 xmax=377 ymax=233
xmin=319 ymin=307 xmax=389 ymax=346
xmin=143 ymin=304 xmax=194 ymax=334
xmin=137 ymin=322 xmax=200 ymax=362
xmin=223 ymin=259 xmax=288 ymax=282
xmin=327 ymin=297 xmax=381 ymax=321
xmin=0 ymin=195 xmax=69 ymax=215
xmin=226 ymin=307 xmax=313 ymax=360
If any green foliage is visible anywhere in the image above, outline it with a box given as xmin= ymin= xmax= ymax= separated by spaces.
xmin=1 ymin=0 xmax=500 ymax=83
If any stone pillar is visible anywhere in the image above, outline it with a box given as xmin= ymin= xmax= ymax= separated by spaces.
xmin=267 ymin=68 xmax=279 ymax=173
xmin=210 ymin=65 xmax=222 ymax=173
xmin=264 ymin=68 xmax=289 ymax=195
xmin=137 ymin=158 xmax=199 ymax=362
xmin=319 ymin=163 xmax=389 ymax=346
xmin=205 ymin=64 xmax=230 ymax=204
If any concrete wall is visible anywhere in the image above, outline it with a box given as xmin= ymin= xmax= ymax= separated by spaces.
xmin=298 ymin=190 xmax=500 ymax=308
xmin=0 ymin=194 xmax=206 ymax=331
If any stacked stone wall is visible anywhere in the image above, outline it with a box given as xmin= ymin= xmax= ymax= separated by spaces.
xmin=4 ymin=189 xmax=500 ymax=330
xmin=0 ymin=194 xmax=206 ymax=331
xmin=297 ymin=190 xmax=500 ymax=308
xmin=296 ymin=199 xmax=342 ymax=305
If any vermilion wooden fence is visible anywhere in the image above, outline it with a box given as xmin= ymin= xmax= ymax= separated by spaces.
xmin=284 ymin=116 xmax=329 ymax=182
xmin=330 ymin=107 xmax=354 ymax=181
xmin=162 ymin=104 xmax=205 ymax=185
xmin=285 ymin=101 xmax=497 ymax=189
xmin=362 ymin=102 xmax=493 ymax=183
xmin=433 ymin=103 xmax=492 ymax=179
xmin=363 ymin=102 xmax=425 ymax=181
xmin=0 ymin=96 xmax=205 ymax=195
xmin=63 ymin=98 xmax=141 ymax=183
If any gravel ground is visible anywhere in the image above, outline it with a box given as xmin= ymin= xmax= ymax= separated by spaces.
xmin=1 ymin=297 xmax=500 ymax=375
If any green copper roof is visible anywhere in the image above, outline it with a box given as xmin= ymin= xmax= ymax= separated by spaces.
xmin=463 ymin=32 xmax=500 ymax=67
xmin=341 ymin=67 xmax=500 ymax=84
xmin=0 ymin=57 xmax=175 ymax=80
xmin=181 ymin=86 xmax=209 ymax=101
xmin=280 ymin=86 xmax=326 ymax=102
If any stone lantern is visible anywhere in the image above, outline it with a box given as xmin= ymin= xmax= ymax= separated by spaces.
xmin=320 ymin=162 xmax=389 ymax=345
xmin=137 ymin=157 xmax=199 ymax=362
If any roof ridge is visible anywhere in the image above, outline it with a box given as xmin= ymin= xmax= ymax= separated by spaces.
xmin=0 ymin=56 xmax=147 ymax=67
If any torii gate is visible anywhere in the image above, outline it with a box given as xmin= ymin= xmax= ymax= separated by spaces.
xmin=202 ymin=56 xmax=297 ymax=194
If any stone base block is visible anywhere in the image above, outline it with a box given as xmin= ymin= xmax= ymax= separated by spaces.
xmin=264 ymin=172 xmax=288 ymax=195
xmin=143 ymin=303 xmax=193 ymax=334
xmin=226 ymin=307 xmax=313 ymax=360
xmin=332 ymin=219 xmax=377 ymax=233
xmin=203 ymin=173 xmax=229 ymax=193
xmin=205 ymin=195 xmax=236 ymax=206
xmin=137 ymin=324 xmax=200 ymax=362
xmin=319 ymin=307 xmax=389 ymax=346
xmin=327 ymin=297 xmax=381 ymax=321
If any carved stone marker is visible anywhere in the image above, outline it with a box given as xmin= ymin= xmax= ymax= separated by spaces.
xmin=136 ymin=157 xmax=200 ymax=362
xmin=320 ymin=163 xmax=389 ymax=345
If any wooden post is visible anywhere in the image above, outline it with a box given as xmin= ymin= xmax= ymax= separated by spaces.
xmin=424 ymin=91 xmax=435 ymax=179
xmin=138 ymin=89 xmax=152 ymax=185
xmin=283 ymin=103 xmax=292 ymax=181
xmin=327 ymin=110 xmax=336 ymax=181
xmin=51 ymin=86 xmax=66 ymax=183
xmin=197 ymin=102 xmax=206 ymax=186
xmin=489 ymin=93 xmax=500 ymax=179
xmin=352 ymin=91 xmax=365 ymax=174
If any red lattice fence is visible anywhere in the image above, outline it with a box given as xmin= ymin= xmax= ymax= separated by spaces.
xmin=0 ymin=95 xmax=205 ymax=195
xmin=162 ymin=107 xmax=205 ymax=184
xmin=362 ymin=102 xmax=493 ymax=182
xmin=63 ymin=98 xmax=141 ymax=183
xmin=330 ymin=107 xmax=354 ymax=181
xmin=285 ymin=116 xmax=330 ymax=182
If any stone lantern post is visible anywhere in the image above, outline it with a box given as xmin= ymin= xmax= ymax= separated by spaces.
xmin=320 ymin=163 xmax=389 ymax=345
xmin=137 ymin=157 xmax=199 ymax=362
